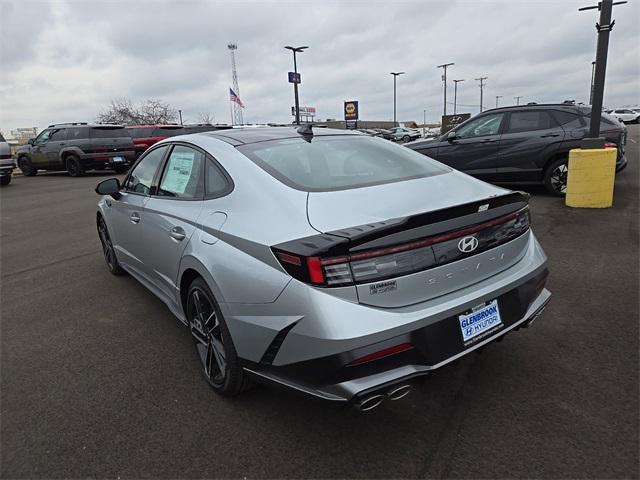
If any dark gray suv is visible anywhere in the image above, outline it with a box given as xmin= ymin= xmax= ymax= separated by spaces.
xmin=407 ymin=105 xmax=627 ymax=195
xmin=16 ymin=123 xmax=135 ymax=177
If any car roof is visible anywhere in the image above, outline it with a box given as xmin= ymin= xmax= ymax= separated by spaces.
xmin=125 ymin=124 xmax=183 ymax=128
xmin=199 ymin=126 xmax=361 ymax=146
xmin=480 ymin=103 xmax=588 ymax=114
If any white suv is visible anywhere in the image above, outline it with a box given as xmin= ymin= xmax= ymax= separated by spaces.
xmin=611 ymin=109 xmax=640 ymax=124
xmin=0 ymin=133 xmax=14 ymax=186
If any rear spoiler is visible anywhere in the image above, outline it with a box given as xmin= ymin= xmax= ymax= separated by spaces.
xmin=274 ymin=191 xmax=530 ymax=258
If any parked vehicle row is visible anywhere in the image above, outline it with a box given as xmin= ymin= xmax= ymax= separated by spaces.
xmin=95 ymin=125 xmax=550 ymax=408
xmin=0 ymin=132 xmax=15 ymax=186
xmin=407 ymin=104 xmax=628 ymax=195
xmin=14 ymin=123 xmax=232 ymax=177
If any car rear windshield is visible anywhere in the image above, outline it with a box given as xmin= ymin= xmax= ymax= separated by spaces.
xmin=237 ymin=135 xmax=449 ymax=192
xmin=91 ymin=127 xmax=129 ymax=138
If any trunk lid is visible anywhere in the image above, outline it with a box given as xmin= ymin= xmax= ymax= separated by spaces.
xmin=306 ymin=172 xmax=531 ymax=307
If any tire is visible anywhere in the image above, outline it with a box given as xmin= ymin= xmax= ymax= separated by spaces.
xmin=186 ymin=277 xmax=250 ymax=396
xmin=65 ymin=154 xmax=85 ymax=177
xmin=402 ymin=135 xmax=410 ymax=142
xmin=17 ymin=156 xmax=37 ymax=176
xmin=0 ymin=176 xmax=10 ymax=186
xmin=97 ymin=216 xmax=125 ymax=275
xmin=113 ymin=164 xmax=129 ymax=175
xmin=543 ymin=157 xmax=569 ymax=196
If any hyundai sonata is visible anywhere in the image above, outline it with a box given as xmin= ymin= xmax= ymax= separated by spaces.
xmin=95 ymin=126 xmax=550 ymax=411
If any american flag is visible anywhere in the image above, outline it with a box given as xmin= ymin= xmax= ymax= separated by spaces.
xmin=229 ymin=88 xmax=245 ymax=108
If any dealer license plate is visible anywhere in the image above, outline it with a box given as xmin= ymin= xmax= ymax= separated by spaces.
xmin=112 ymin=156 xmax=123 ymax=162
xmin=458 ymin=300 xmax=503 ymax=344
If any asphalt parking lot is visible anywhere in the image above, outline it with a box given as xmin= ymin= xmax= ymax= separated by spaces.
xmin=1 ymin=127 xmax=638 ymax=479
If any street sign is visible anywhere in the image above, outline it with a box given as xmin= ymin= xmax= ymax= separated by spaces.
xmin=441 ymin=113 xmax=471 ymax=133
xmin=344 ymin=100 xmax=359 ymax=121
xmin=288 ymin=72 xmax=301 ymax=84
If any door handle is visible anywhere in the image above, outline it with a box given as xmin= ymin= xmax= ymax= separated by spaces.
xmin=483 ymin=138 xmax=497 ymax=143
xmin=130 ymin=212 xmax=140 ymax=224
xmin=169 ymin=227 xmax=186 ymax=241
xmin=541 ymin=133 xmax=560 ymax=138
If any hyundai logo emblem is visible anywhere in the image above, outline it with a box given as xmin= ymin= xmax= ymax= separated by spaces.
xmin=457 ymin=236 xmax=479 ymax=253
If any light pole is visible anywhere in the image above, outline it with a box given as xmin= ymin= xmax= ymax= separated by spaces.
xmin=475 ymin=76 xmax=488 ymax=112
xmin=437 ymin=63 xmax=455 ymax=116
xmin=589 ymin=60 xmax=596 ymax=105
xmin=453 ymin=79 xmax=464 ymax=115
xmin=579 ymin=0 xmax=627 ymax=144
xmin=390 ymin=72 xmax=405 ymax=126
xmin=285 ymin=45 xmax=308 ymax=125
xmin=514 ymin=96 xmax=523 ymax=105
xmin=495 ymin=95 xmax=503 ymax=108
xmin=178 ymin=109 xmax=183 ymax=125
xmin=423 ymin=109 xmax=426 ymax=137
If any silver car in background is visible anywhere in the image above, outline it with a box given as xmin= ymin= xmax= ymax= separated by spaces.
xmin=95 ymin=126 xmax=550 ymax=410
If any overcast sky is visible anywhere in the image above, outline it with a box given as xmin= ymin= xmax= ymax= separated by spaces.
xmin=1 ymin=0 xmax=639 ymax=133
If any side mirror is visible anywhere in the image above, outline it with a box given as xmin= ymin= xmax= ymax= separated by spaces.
xmin=447 ymin=131 xmax=458 ymax=142
xmin=28 ymin=138 xmax=35 ymax=145
xmin=95 ymin=178 xmax=122 ymax=199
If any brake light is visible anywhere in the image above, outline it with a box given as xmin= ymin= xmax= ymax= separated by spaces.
xmin=272 ymin=207 xmax=530 ymax=288
xmin=604 ymin=142 xmax=617 ymax=148
xmin=348 ymin=343 xmax=414 ymax=366
xmin=0 ymin=154 xmax=11 ymax=160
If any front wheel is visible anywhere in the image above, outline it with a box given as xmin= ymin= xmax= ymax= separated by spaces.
xmin=402 ymin=135 xmax=411 ymax=142
xmin=97 ymin=217 xmax=125 ymax=275
xmin=543 ymin=158 xmax=568 ymax=196
xmin=18 ymin=156 xmax=37 ymax=176
xmin=65 ymin=155 xmax=85 ymax=177
xmin=187 ymin=278 xmax=249 ymax=396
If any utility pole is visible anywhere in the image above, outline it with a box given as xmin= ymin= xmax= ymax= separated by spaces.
xmin=579 ymin=0 xmax=626 ymax=142
xmin=178 ymin=109 xmax=183 ymax=125
xmin=437 ymin=63 xmax=455 ymax=116
xmin=589 ymin=60 xmax=596 ymax=105
xmin=475 ymin=76 xmax=488 ymax=112
xmin=514 ymin=96 xmax=523 ymax=105
xmin=390 ymin=72 xmax=405 ymax=126
xmin=495 ymin=95 xmax=503 ymax=108
xmin=285 ymin=45 xmax=308 ymax=125
xmin=453 ymin=79 xmax=464 ymax=115
xmin=423 ymin=109 xmax=426 ymax=137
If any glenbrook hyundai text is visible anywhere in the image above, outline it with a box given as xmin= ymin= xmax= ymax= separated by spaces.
xmin=95 ymin=126 xmax=551 ymax=411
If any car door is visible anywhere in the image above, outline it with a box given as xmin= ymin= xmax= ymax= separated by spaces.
xmin=30 ymin=129 xmax=53 ymax=168
xmin=137 ymin=144 xmax=207 ymax=301
xmin=433 ymin=112 xmax=505 ymax=181
xmin=44 ymin=128 xmax=68 ymax=168
xmin=107 ymin=145 xmax=169 ymax=280
xmin=494 ymin=109 xmax=565 ymax=183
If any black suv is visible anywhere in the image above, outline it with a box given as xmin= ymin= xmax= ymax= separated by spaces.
xmin=406 ymin=105 xmax=628 ymax=195
xmin=16 ymin=123 xmax=135 ymax=177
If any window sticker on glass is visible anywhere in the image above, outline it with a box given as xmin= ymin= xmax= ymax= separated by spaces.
xmin=162 ymin=152 xmax=195 ymax=194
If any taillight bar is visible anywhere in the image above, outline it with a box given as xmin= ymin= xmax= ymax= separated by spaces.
xmin=273 ymin=206 xmax=530 ymax=288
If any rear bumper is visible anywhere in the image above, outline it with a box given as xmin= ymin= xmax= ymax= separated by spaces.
xmin=244 ymin=285 xmax=550 ymax=403
xmin=0 ymin=161 xmax=15 ymax=176
xmin=80 ymin=151 xmax=135 ymax=167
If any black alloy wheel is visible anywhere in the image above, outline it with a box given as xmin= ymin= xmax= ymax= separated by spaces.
xmin=65 ymin=155 xmax=85 ymax=177
xmin=186 ymin=278 xmax=249 ymax=395
xmin=97 ymin=217 xmax=124 ymax=275
xmin=18 ymin=156 xmax=37 ymax=176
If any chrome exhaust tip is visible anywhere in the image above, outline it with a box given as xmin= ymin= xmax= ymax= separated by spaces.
xmin=387 ymin=384 xmax=412 ymax=401
xmin=355 ymin=394 xmax=385 ymax=412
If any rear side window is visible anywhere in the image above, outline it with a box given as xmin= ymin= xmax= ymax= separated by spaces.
xmin=205 ymin=158 xmax=231 ymax=197
xmin=157 ymin=145 xmax=204 ymax=199
xmin=123 ymin=146 xmax=168 ymax=194
xmin=91 ymin=127 xmax=129 ymax=138
xmin=238 ymin=135 xmax=448 ymax=192
xmin=48 ymin=129 xmax=67 ymax=141
xmin=506 ymin=111 xmax=556 ymax=133
xmin=551 ymin=110 xmax=583 ymax=126
xmin=66 ymin=127 xmax=89 ymax=140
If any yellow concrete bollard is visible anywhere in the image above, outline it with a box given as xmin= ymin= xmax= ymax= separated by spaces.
xmin=565 ymin=147 xmax=617 ymax=208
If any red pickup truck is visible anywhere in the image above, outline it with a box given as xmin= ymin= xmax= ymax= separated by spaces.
xmin=126 ymin=125 xmax=184 ymax=158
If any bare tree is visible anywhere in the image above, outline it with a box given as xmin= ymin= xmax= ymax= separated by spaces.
xmin=97 ymin=98 xmax=178 ymax=125
xmin=197 ymin=112 xmax=216 ymax=124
